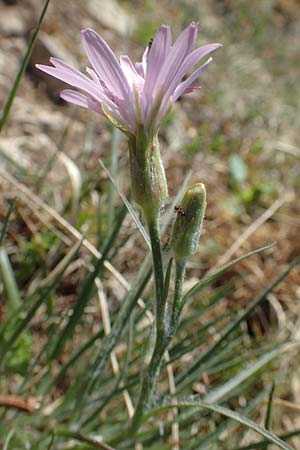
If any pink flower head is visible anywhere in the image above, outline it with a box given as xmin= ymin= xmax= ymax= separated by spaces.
xmin=36 ymin=23 xmax=221 ymax=136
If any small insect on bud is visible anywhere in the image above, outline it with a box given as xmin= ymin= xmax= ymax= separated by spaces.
xmin=170 ymin=183 xmax=206 ymax=260
xmin=174 ymin=204 xmax=185 ymax=216
xmin=148 ymin=37 xmax=154 ymax=50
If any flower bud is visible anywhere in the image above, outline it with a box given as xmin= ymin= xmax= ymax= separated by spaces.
xmin=128 ymin=126 xmax=168 ymax=215
xmin=170 ymin=183 xmax=206 ymax=259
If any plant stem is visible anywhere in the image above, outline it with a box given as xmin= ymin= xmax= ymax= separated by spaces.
xmin=128 ymin=206 xmax=168 ymax=435
xmin=129 ymin=338 xmax=168 ymax=435
xmin=172 ymin=258 xmax=186 ymax=329
xmin=147 ymin=209 xmax=164 ymax=298
xmin=144 ymin=208 xmax=165 ymax=332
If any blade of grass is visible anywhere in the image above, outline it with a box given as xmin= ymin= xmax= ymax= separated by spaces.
xmin=99 ymin=158 xmax=151 ymax=250
xmin=188 ymin=386 xmax=272 ymax=450
xmin=183 ymin=242 xmax=276 ymax=303
xmin=265 ymin=383 xmax=275 ymax=430
xmin=230 ymin=429 xmax=300 ymax=450
xmin=106 ymin=127 xmax=121 ymax=240
xmin=0 ymin=247 xmax=22 ymax=315
xmin=141 ymin=400 xmax=294 ymax=450
xmin=0 ymin=199 xmax=16 ymax=246
xmin=261 ymin=383 xmax=276 ymax=450
xmin=55 ymin=429 xmax=115 ymax=450
xmin=3 ymin=430 xmax=15 ymax=450
xmin=203 ymin=342 xmax=299 ymax=404
xmin=0 ymin=0 xmax=50 ymax=131
xmin=57 ymin=152 xmax=82 ymax=225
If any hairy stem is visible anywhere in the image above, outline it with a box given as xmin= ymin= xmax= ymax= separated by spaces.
xmin=172 ymin=258 xmax=186 ymax=329
xmin=128 ymin=206 xmax=169 ymax=435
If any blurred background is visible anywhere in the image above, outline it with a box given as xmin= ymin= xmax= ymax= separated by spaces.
xmin=0 ymin=0 xmax=300 ymax=447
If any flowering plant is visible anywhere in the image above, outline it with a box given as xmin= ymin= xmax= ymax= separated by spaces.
xmin=36 ymin=22 xmax=220 ymax=439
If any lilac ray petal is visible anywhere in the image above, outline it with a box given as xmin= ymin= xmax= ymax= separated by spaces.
xmin=143 ymin=25 xmax=171 ymax=99
xmin=161 ymin=43 xmax=221 ymax=102
xmin=179 ymin=43 xmax=222 ymax=78
xmin=153 ymin=23 xmax=198 ymax=99
xmin=60 ymin=89 xmax=103 ymax=114
xmin=36 ymin=59 xmax=106 ymax=104
xmin=120 ymin=55 xmax=144 ymax=90
xmin=180 ymin=86 xmax=202 ymax=95
xmin=172 ymin=22 xmax=198 ymax=57
xmin=81 ymin=28 xmax=130 ymax=101
xmin=173 ymin=57 xmax=213 ymax=101
xmin=86 ymin=67 xmax=100 ymax=84
xmin=135 ymin=62 xmax=144 ymax=78
xmin=141 ymin=46 xmax=149 ymax=77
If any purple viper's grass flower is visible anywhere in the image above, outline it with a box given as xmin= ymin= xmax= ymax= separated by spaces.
xmin=36 ymin=23 xmax=221 ymax=136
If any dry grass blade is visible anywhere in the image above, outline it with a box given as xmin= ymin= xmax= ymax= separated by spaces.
xmin=57 ymin=152 xmax=82 ymax=224
xmin=95 ymin=277 xmax=134 ymax=418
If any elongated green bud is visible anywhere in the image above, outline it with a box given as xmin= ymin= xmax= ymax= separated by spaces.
xmin=170 ymin=183 xmax=206 ymax=259
xmin=128 ymin=126 xmax=168 ymax=216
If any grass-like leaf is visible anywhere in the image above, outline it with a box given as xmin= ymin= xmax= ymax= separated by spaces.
xmin=99 ymin=158 xmax=151 ymax=250
xmin=55 ymin=428 xmax=116 ymax=449
xmin=0 ymin=0 xmax=50 ymax=131
xmin=0 ymin=247 xmax=22 ymax=315
xmin=57 ymin=152 xmax=82 ymax=224
xmin=0 ymin=199 xmax=15 ymax=246
xmin=142 ymin=400 xmax=294 ymax=450
xmin=203 ymin=342 xmax=299 ymax=404
xmin=265 ymin=382 xmax=275 ymax=430
xmin=230 ymin=429 xmax=300 ymax=450
xmin=183 ymin=242 xmax=276 ymax=303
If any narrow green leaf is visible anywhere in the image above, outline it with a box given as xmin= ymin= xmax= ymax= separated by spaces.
xmin=55 ymin=429 xmax=116 ymax=450
xmin=58 ymin=152 xmax=82 ymax=225
xmin=0 ymin=199 xmax=15 ymax=246
xmin=192 ymin=387 xmax=271 ymax=450
xmin=230 ymin=429 xmax=300 ymax=450
xmin=143 ymin=400 xmax=294 ymax=450
xmin=3 ymin=430 xmax=14 ymax=450
xmin=162 ymin=257 xmax=173 ymax=305
xmin=0 ymin=0 xmax=50 ymax=131
xmin=99 ymin=158 xmax=151 ymax=250
xmin=106 ymin=126 xmax=121 ymax=236
xmin=203 ymin=343 xmax=298 ymax=404
xmin=184 ymin=242 xmax=276 ymax=303
xmin=265 ymin=383 xmax=275 ymax=431
xmin=0 ymin=246 xmax=22 ymax=315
